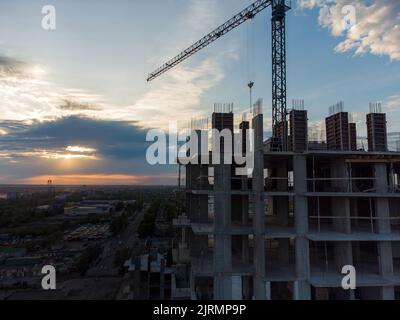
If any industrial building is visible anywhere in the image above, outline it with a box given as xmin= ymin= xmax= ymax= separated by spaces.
xmin=178 ymin=104 xmax=400 ymax=300
xmin=64 ymin=200 xmax=117 ymax=217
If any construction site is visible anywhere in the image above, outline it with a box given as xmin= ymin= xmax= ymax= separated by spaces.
xmin=146 ymin=0 xmax=400 ymax=300
xmin=174 ymin=100 xmax=400 ymax=300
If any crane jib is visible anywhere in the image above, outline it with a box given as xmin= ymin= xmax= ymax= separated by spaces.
xmin=146 ymin=0 xmax=283 ymax=82
xmin=146 ymin=0 xmax=291 ymax=151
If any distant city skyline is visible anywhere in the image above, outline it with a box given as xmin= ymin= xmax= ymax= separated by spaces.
xmin=0 ymin=0 xmax=399 ymax=185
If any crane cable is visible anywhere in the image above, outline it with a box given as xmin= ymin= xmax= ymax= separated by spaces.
xmin=246 ymin=17 xmax=255 ymax=112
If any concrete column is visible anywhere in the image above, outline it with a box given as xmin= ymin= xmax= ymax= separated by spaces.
xmin=160 ymin=258 xmax=165 ymax=299
xmin=241 ymin=175 xmax=250 ymax=264
xmin=231 ymin=275 xmax=242 ymax=300
xmin=293 ymin=155 xmax=311 ymax=300
xmin=242 ymin=276 xmax=251 ymax=300
xmin=330 ymin=159 xmax=352 ymax=233
xmin=375 ymin=164 xmax=391 ymax=233
xmin=380 ymin=286 xmax=395 ymax=300
xmin=231 ymin=196 xmax=243 ymax=258
xmin=276 ymin=162 xmax=290 ymax=264
xmin=252 ymin=114 xmax=266 ymax=299
xmin=265 ymin=281 xmax=271 ymax=300
xmin=188 ymin=164 xmax=209 ymax=259
xmin=374 ymin=163 xmax=394 ymax=300
xmin=352 ymin=198 xmax=360 ymax=228
xmin=330 ymin=159 xmax=353 ymax=293
xmin=241 ymin=193 xmax=251 ymax=299
xmin=213 ymin=164 xmax=232 ymax=299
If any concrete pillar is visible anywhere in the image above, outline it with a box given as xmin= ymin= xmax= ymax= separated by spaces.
xmin=241 ymin=221 xmax=250 ymax=300
xmin=242 ymin=276 xmax=251 ymax=300
xmin=293 ymin=155 xmax=311 ymax=300
xmin=213 ymin=164 xmax=232 ymax=299
xmin=374 ymin=163 xmax=394 ymax=300
xmin=231 ymin=275 xmax=242 ymax=300
xmin=241 ymin=175 xmax=250 ymax=265
xmin=330 ymin=159 xmax=353 ymax=295
xmin=352 ymin=198 xmax=360 ymax=228
xmin=380 ymin=286 xmax=395 ymax=300
xmin=276 ymin=162 xmax=290 ymax=264
xmin=187 ymin=164 xmax=209 ymax=259
xmin=265 ymin=281 xmax=271 ymax=300
xmin=160 ymin=258 xmax=165 ymax=299
xmin=231 ymin=196 xmax=243 ymax=258
xmin=252 ymin=114 xmax=266 ymax=299
xmin=330 ymin=159 xmax=352 ymax=233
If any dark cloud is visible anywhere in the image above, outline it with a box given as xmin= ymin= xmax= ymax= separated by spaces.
xmin=0 ymin=116 xmax=150 ymax=159
xmin=0 ymin=55 xmax=29 ymax=77
xmin=0 ymin=56 xmax=24 ymax=67
xmin=58 ymin=99 xmax=102 ymax=111
xmin=0 ymin=120 xmax=34 ymax=133
xmin=0 ymin=116 xmax=178 ymax=183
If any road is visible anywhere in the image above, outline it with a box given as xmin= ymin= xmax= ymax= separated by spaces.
xmin=86 ymin=208 xmax=146 ymax=277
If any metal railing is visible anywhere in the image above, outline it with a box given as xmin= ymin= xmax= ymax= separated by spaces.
xmin=306 ymin=177 xmax=377 ymax=193
xmin=309 ymin=215 xmax=400 ymax=233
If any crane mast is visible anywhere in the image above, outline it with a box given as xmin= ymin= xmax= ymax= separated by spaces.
xmin=271 ymin=0 xmax=289 ymax=151
xmin=147 ymin=0 xmax=291 ymax=151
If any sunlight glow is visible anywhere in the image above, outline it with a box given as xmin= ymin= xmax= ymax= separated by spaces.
xmin=22 ymin=174 xmax=177 ymax=185
xmin=66 ymin=145 xmax=96 ymax=153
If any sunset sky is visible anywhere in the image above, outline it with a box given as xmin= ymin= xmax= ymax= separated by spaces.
xmin=0 ymin=0 xmax=399 ymax=185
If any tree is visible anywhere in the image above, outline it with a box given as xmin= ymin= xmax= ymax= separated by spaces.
xmin=114 ymin=247 xmax=130 ymax=268
xmin=115 ymin=201 xmax=125 ymax=212
xmin=137 ymin=200 xmax=160 ymax=238
xmin=76 ymin=245 xmax=102 ymax=275
xmin=110 ymin=214 xmax=129 ymax=235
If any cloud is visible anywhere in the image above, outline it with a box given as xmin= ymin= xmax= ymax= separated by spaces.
xmin=58 ymin=99 xmax=102 ymax=111
xmin=0 ymin=116 xmax=149 ymax=160
xmin=298 ymin=0 xmax=400 ymax=61
xmin=123 ymin=0 xmax=239 ymax=131
xmin=0 ymin=56 xmax=29 ymax=77
xmin=0 ymin=120 xmax=32 ymax=136
xmin=384 ymin=95 xmax=400 ymax=110
xmin=0 ymin=0 xmax=237 ymax=131
xmin=126 ymin=57 xmax=226 ymax=130
xmin=0 ymin=53 xmax=108 ymax=122
xmin=183 ymin=0 xmax=219 ymax=38
xmin=0 ymin=0 xmax=241 ymax=184
xmin=0 ymin=116 xmax=178 ymax=184
xmin=0 ymin=49 xmax=230 ymax=131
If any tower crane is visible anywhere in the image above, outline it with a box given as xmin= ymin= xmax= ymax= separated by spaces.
xmin=147 ymin=0 xmax=291 ymax=151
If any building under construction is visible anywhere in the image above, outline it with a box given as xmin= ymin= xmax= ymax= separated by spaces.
xmin=177 ymin=103 xmax=400 ymax=300
xmin=144 ymin=0 xmax=399 ymax=301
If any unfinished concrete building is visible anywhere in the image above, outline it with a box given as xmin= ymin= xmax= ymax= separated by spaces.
xmin=326 ymin=111 xmax=350 ymax=151
xmin=367 ymin=112 xmax=388 ymax=152
xmin=181 ymin=104 xmax=400 ymax=300
xmin=349 ymin=122 xmax=358 ymax=151
xmin=289 ymin=109 xmax=308 ymax=152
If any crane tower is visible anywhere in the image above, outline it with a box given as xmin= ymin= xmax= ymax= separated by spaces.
xmin=147 ymin=0 xmax=291 ymax=151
